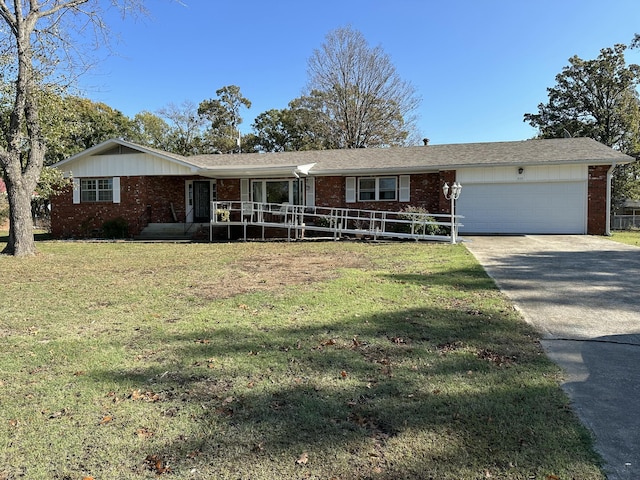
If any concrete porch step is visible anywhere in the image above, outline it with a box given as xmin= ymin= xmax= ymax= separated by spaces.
xmin=135 ymin=223 xmax=207 ymax=240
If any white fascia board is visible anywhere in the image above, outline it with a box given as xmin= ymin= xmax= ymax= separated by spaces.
xmin=309 ymin=166 xmax=439 ymax=176
xmin=198 ymin=164 xmax=305 ymax=178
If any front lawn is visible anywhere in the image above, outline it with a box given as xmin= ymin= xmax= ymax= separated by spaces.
xmin=610 ymin=230 xmax=640 ymax=247
xmin=0 ymin=238 xmax=603 ymax=479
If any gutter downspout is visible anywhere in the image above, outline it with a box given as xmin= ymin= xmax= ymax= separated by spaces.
xmin=605 ymin=161 xmax=616 ymax=236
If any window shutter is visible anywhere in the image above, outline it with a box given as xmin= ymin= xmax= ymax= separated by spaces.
xmin=305 ymin=177 xmax=315 ymax=206
xmin=345 ymin=177 xmax=356 ymax=203
xmin=399 ymin=175 xmax=410 ymax=202
xmin=112 ymin=177 xmax=121 ymax=203
xmin=72 ymin=178 xmax=80 ymax=204
xmin=240 ymin=178 xmax=250 ymax=217
xmin=240 ymin=179 xmax=249 ymax=202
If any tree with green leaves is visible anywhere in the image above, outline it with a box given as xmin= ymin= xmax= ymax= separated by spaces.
xmin=198 ymin=85 xmax=251 ymax=154
xmin=524 ymin=44 xmax=640 ymax=210
xmin=306 ymin=26 xmax=420 ymax=149
xmin=524 ymin=44 xmax=640 ymax=148
xmin=42 ymin=95 xmax=137 ymax=164
xmin=0 ymin=0 xmax=147 ymax=256
xmin=132 ymin=111 xmax=173 ymax=151
xmin=250 ymin=95 xmax=336 ymax=152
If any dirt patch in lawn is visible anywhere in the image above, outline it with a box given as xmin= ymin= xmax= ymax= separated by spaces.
xmin=196 ymin=250 xmax=369 ymax=299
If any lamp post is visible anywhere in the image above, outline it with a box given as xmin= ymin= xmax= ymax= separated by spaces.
xmin=443 ymin=182 xmax=462 ymax=244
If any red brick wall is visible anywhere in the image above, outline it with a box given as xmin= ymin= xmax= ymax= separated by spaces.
xmin=588 ymin=165 xmax=609 ymax=235
xmin=217 ymin=179 xmax=240 ymax=202
xmin=314 ymin=173 xmax=445 ymax=213
xmin=51 ymin=175 xmax=204 ymax=238
xmin=437 ymin=170 xmax=456 ymax=214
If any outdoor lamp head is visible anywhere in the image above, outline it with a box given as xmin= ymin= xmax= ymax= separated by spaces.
xmin=443 ymin=182 xmax=450 ymax=196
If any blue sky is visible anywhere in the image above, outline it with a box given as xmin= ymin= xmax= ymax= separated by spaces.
xmin=82 ymin=0 xmax=640 ymax=145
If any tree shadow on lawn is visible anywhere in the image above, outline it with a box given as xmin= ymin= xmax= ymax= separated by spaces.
xmin=89 ymin=302 xmax=600 ymax=478
xmin=0 ymin=230 xmax=51 ymax=246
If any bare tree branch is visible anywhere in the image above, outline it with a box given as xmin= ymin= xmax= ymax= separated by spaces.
xmin=0 ymin=0 xmax=150 ymax=255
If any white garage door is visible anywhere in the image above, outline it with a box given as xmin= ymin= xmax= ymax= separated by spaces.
xmin=457 ymin=181 xmax=587 ymax=234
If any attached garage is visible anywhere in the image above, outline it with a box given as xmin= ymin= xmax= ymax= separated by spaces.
xmin=457 ymin=165 xmax=588 ymax=234
xmin=457 ymin=181 xmax=587 ymax=234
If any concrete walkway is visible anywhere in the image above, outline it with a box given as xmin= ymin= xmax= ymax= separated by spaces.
xmin=464 ymin=235 xmax=640 ymax=480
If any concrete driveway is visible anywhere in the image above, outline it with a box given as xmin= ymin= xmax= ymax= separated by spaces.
xmin=464 ymin=235 xmax=640 ymax=480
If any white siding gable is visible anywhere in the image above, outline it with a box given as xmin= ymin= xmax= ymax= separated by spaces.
xmin=67 ymin=152 xmax=196 ymax=177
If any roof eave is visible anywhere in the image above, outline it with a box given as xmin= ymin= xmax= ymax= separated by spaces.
xmin=196 ymin=164 xmax=307 ymax=178
xmin=309 ymin=158 xmax=631 ymax=176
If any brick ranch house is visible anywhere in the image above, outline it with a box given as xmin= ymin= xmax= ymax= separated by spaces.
xmin=50 ymin=137 xmax=633 ymax=239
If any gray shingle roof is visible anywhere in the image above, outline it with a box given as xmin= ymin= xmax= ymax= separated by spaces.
xmin=54 ymin=137 xmax=634 ymax=175
xmin=186 ymin=137 xmax=633 ymax=174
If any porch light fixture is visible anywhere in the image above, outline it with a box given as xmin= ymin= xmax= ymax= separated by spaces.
xmin=443 ymin=182 xmax=462 ymax=244
xmin=518 ymin=167 xmax=524 ymax=175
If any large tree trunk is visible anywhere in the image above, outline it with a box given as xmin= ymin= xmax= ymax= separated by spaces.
xmin=1 ymin=172 xmax=36 ymax=256
xmin=0 ymin=5 xmax=46 ymax=256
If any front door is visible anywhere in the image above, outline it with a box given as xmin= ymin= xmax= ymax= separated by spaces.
xmin=193 ymin=181 xmax=211 ymax=222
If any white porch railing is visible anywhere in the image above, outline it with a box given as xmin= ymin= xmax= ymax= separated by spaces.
xmin=210 ymin=201 xmax=464 ymax=243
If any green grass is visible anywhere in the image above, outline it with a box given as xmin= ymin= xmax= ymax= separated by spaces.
xmin=610 ymin=229 xmax=640 ymax=247
xmin=0 ymin=236 xmax=604 ymax=479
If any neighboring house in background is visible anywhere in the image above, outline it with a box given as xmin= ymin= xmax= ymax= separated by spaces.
xmin=621 ymin=199 xmax=640 ymax=215
xmin=50 ymin=137 xmax=633 ymax=239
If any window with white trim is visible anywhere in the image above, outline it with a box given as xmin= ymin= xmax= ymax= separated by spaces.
xmin=358 ymin=177 xmax=397 ymax=201
xmin=81 ymin=178 xmax=113 ymax=202
xmin=251 ymin=179 xmax=301 ymax=204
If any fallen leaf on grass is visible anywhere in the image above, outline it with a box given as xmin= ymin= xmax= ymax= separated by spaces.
xmin=296 ymin=452 xmax=309 ymax=465
xmin=130 ymin=389 xmax=160 ymax=402
xmin=145 ymin=455 xmax=171 ymax=475
xmin=340 ymin=370 xmax=348 ymax=378
xmin=8 ymin=419 xmax=18 ymax=427
xmin=546 ymin=476 xmax=560 ymax=480
xmin=45 ymin=409 xmax=67 ymax=419
xmin=136 ymin=427 xmax=154 ymax=438
xmin=99 ymin=416 xmax=113 ymax=425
